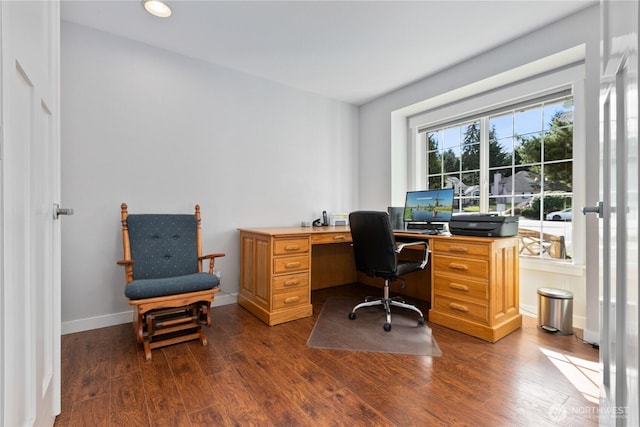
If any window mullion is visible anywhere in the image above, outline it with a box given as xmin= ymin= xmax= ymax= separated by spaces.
xmin=479 ymin=117 xmax=490 ymax=212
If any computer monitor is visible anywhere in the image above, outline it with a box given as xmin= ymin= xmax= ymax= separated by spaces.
xmin=403 ymin=188 xmax=455 ymax=230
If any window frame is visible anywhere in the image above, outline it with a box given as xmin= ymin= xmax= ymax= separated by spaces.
xmin=407 ymin=64 xmax=586 ymax=266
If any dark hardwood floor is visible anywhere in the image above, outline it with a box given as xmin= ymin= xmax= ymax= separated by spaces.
xmin=55 ymin=284 xmax=599 ymax=426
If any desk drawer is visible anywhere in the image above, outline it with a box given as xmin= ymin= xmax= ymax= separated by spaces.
xmin=273 ymin=255 xmax=309 ymax=274
xmin=273 ymin=238 xmax=309 ymax=255
xmin=273 ymin=272 xmax=309 ymax=293
xmin=312 ymin=233 xmax=352 ymax=244
xmin=433 ymin=275 xmax=488 ymax=303
xmin=273 ymin=287 xmax=309 ymax=310
xmin=433 ymin=294 xmax=489 ymax=324
xmin=432 ymin=240 xmax=490 ymax=258
xmin=433 ymin=255 xmax=488 ymax=279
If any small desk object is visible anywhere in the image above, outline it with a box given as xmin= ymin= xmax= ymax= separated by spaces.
xmin=238 ymin=226 xmax=522 ymax=342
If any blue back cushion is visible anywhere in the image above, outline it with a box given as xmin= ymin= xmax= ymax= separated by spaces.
xmin=127 ymin=214 xmax=199 ymax=279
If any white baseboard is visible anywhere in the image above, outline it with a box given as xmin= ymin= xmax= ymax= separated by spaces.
xmin=583 ymin=328 xmax=599 ymax=346
xmin=61 ymin=292 xmax=238 ymax=335
xmin=211 ymin=292 xmax=238 ymax=307
xmin=520 ymin=303 xmax=538 ymax=318
xmin=61 ymin=310 xmax=133 ymax=335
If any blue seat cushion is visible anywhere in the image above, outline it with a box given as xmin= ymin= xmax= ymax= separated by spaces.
xmin=125 ymin=272 xmax=220 ymax=300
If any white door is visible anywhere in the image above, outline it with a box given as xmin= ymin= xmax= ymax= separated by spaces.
xmin=597 ymin=0 xmax=638 ymax=425
xmin=1 ymin=1 xmax=62 ymax=426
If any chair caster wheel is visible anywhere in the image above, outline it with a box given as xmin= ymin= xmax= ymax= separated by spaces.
xmin=384 ymin=323 xmax=391 ymax=332
xmin=349 ymin=312 xmax=356 ymax=320
xmin=417 ymin=316 xmax=425 ymax=326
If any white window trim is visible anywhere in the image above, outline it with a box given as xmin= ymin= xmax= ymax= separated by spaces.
xmin=520 ymin=256 xmax=586 ymax=276
xmin=406 ymin=63 xmax=587 ymax=265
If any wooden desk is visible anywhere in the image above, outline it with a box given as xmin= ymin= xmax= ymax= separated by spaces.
xmin=238 ymin=226 xmax=522 ymax=342
xmin=238 ymin=226 xmax=355 ymax=326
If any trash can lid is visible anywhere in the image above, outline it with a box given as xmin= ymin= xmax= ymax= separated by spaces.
xmin=538 ymin=287 xmax=574 ymax=299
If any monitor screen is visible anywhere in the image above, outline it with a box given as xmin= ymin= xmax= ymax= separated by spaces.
xmin=403 ymin=188 xmax=455 ymax=223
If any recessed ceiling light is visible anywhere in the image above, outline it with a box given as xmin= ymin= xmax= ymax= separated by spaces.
xmin=143 ymin=0 xmax=172 ymax=18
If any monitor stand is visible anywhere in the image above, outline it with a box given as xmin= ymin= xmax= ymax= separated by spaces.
xmin=406 ymin=222 xmax=445 ymax=234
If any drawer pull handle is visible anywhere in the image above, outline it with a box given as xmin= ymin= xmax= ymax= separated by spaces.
xmin=449 ymin=246 xmax=469 ymax=253
xmin=333 ymin=235 xmax=346 ymax=240
xmin=449 ymin=283 xmax=469 ymax=291
xmin=285 ymin=262 xmax=301 ymax=269
xmin=449 ymin=303 xmax=469 ymax=312
xmin=284 ymin=245 xmax=300 ymax=251
xmin=284 ymin=296 xmax=300 ymax=304
xmin=448 ymin=263 xmax=468 ymax=271
xmin=284 ymin=280 xmax=300 ymax=286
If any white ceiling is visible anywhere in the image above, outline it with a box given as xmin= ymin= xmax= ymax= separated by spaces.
xmin=61 ymin=0 xmax=595 ymax=105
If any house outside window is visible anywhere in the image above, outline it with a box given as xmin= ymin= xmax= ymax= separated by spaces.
xmin=419 ymin=93 xmax=574 ymax=260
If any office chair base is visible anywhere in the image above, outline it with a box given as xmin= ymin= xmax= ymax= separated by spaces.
xmin=349 ymin=292 xmax=425 ymax=332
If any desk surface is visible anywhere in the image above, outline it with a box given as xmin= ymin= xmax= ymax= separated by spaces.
xmin=238 ymin=225 xmax=351 ymax=236
xmin=239 ymin=225 xmax=515 ymax=244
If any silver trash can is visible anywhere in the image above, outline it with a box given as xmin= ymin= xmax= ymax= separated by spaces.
xmin=538 ymin=287 xmax=573 ymax=335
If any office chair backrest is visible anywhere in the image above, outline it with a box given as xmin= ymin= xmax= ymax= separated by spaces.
xmin=127 ymin=214 xmax=199 ymax=280
xmin=349 ymin=211 xmax=398 ymax=278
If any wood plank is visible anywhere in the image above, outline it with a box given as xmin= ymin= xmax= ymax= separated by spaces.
xmin=206 ymin=367 xmax=271 ymax=425
xmin=55 ymin=284 xmax=600 ymax=427
xmin=110 ymin=371 xmax=149 ymax=426
xmin=60 ymin=329 xmax=111 ymax=402
xmin=67 ymin=395 xmax=110 ymax=427
xmin=110 ymin=323 xmax=141 ymax=378
xmin=224 ymin=350 xmax=316 ymax=425
xmin=139 ymin=350 xmax=191 ymax=427
xmin=162 ymin=344 xmax=215 ymax=415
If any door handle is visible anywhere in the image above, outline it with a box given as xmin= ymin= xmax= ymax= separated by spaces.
xmin=582 ymin=201 xmax=603 ymax=219
xmin=53 ymin=203 xmax=74 ymax=219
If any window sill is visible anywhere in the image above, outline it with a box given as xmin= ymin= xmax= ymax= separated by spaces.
xmin=519 ymin=257 xmax=586 ymax=276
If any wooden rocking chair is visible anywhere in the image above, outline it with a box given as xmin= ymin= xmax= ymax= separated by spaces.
xmin=117 ymin=203 xmax=225 ymax=360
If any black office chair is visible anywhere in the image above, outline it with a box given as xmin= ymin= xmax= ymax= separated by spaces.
xmin=348 ymin=211 xmax=429 ymax=332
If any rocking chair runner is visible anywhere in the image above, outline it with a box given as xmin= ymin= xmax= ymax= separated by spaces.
xmin=117 ymin=203 xmax=225 ymax=360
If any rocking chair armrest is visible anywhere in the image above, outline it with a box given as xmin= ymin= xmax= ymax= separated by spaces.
xmin=199 ymin=253 xmax=226 ymax=274
xmin=199 ymin=253 xmax=226 ymax=261
xmin=117 ymin=259 xmax=135 ymax=284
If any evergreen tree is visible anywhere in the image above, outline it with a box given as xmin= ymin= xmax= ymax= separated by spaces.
xmin=461 ymin=122 xmax=480 ymax=171
xmin=442 ymin=149 xmax=459 ymax=173
xmin=427 ymin=133 xmax=442 ymax=175
xmin=461 ymin=122 xmax=510 ymax=171
xmin=516 ymin=112 xmax=573 ymax=191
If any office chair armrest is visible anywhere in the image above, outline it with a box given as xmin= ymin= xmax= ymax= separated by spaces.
xmin=396 ymin=241 xmax=430 ymax=269
xmin=200 ymin=253 xmax=226 ymax=274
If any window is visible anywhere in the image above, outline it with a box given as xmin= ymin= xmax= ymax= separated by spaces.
xmin=418 ymin=93 xmax=574 ymax=260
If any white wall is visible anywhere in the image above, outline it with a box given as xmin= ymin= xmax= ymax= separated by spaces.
xmin=357 ymin=5 xmax=600 ymax=334
xmin=60 ymin=22 xmax=358 ymax=333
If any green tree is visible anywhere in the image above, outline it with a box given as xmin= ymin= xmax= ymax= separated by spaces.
xmin=461 ymin=122 xmax=509 ymax=171
xmin=462 ymin=122 xmax=480 ymax=170
xmin=516 ymin=112 xmax=573 ymax=191
xmin=427 ymin=133 xmax=442 ymax=175
xmin=442 ymin=149 xmax=459 ymax=173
